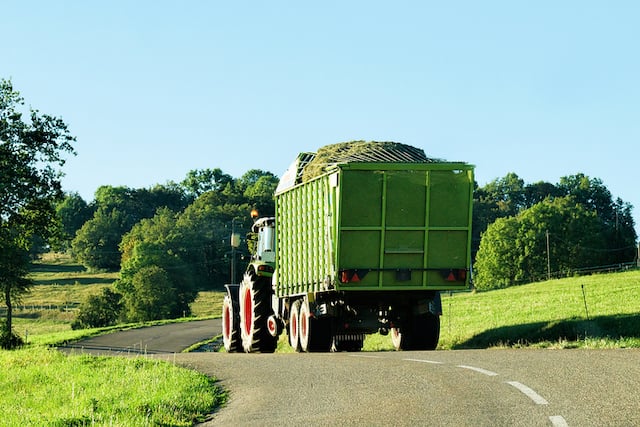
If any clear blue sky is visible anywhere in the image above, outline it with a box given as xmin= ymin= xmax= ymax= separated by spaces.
xmin=4 ymin=1 xmax=639 ymax=236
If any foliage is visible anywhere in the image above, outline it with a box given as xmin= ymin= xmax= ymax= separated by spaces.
xmin=475 ymin=197 xmax=607 ymax=289
xmin=72 ymin=287 xmax=123 ymax=329
xmin=0 ymin=78 xmax=75 ymax=348
xmin=70 ymin=185 xmax=189 ymax=270
xmin=50 ymin=192 xmax=94 ymax=252
xmin=472 ymin=172 xmax=637 ymax=287
xmin=120 ymin=265 xmax=179 ymax=322
xmin=71 ymin=207 xmax=130 ymax=270
xmin=0 ymin=347 xmax=224 ymax=426
xmin=181 ymin=168 xmax=233 ymax=199
xmin=116 ymin=209 xmax=196 ymax=321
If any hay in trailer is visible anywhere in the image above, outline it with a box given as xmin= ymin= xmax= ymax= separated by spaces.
xmin=301 ymin=141 xmax=440 ymax=182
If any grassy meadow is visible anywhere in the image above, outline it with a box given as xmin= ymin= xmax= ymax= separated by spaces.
xmin=364 ymin=269 xmax=640 ymax=351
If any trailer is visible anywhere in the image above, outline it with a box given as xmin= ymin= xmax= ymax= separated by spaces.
xmin=222 ymin=142 xmax=474 ymax=352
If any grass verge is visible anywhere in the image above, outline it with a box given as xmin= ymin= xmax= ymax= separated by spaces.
xmin=0 ymin=346 xmax=225 ymax=426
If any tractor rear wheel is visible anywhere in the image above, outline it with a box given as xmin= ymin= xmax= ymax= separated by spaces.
xmin=239 ymin=272 xmax=277 ymax=353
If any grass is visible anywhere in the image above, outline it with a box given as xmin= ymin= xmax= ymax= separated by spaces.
xmin=0 ymin=346 xmax=225 ymax=426
xmin=1 ymin=253 xmax=227 ymax=426
xmin=364 ymin=269 xmax=640 ymax=351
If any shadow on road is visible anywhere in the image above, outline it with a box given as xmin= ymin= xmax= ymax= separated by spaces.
xmin=453 ymin=313 xmax=640 ymax=349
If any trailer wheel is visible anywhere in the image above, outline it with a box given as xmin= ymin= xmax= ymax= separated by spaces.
xmin=415 ymin=313 xmax=440 ymax=351
xmin=239 ymin=272 xmax=277 ymax=353
xmin=299 ymin=297 xmax=332 ymax=352
xmin=391 ymin=326 xmax=405 ymax=351
xmin=391 ymin=313 xmax=440 ymax=351
xmin=289 ymin=299 xmax=301 ymax=352
xmin=222 ymin=294 xmax=240 ymax=352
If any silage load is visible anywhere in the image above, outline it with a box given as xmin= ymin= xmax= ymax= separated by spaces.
xmin=301 ymin=141 xmax=438 ymax=182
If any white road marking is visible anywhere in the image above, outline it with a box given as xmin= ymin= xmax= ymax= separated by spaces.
xmin=549 ymin=415 xmax=569 ymax=426
xmin=403 ymin=358 xmax=444 ymax=364
xmin=457 ymin=365 xmax=499 ymax=376
xmin=348 ymin=354 xmax=383 ymax=359
xmin=506 ymin=381 xmax=549 ymax=405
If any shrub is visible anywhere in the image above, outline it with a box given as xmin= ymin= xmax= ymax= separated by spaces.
xmin=72 ymin=288 xmax=123 ymax=329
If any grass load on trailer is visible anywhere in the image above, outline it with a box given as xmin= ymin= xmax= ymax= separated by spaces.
xmin=222 ymin=141 xmax=474 ymax=353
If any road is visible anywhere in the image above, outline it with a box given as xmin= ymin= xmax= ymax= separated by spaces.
xmin=59 ymin=319 xmax=220 ymax=355
xmin=64 ymin=320 xmax=640 ymax=426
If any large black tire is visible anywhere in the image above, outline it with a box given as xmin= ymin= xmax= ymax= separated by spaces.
xmin=289 ymin=299 xmax=301 ymax=352
xmin=391 ymin=313 xmax=440 ymax=351
xmin=222 ymin=294 xmax=240 ymax=352
xmin=239 ymin=272 xmax=277 ymax=353
xmin=299 ymin=297 xmax=332 ymax=352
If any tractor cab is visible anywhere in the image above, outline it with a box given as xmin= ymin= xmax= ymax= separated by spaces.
xmin=251 ymin=216 xmax=275 ymax=275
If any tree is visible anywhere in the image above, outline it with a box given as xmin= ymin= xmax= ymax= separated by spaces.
xmin=242 ymin=171 xmax=278 ymax=216
xmin=0 ymin=78 xmax=75 ymax=348
xmin=120 ymin=265 xmax=178 ymax=322
xmin=71 ymin=185 xmax=189 ymax=270
xmin=474 ymin=197 xmax=605 ymax=290
xmin=473 ymin=216 xmax=520 ymax=290
xmin=472 ymin=173 xmax=525 ymax=257
xmin=51 ymin=192 xmax=94 ymax=252
xmin=71 ymin=207 xmax=130 ymax=270
xmin=181 ymin=168 xmax=233 ymax=199
xmin=116 ymin=209 xmax=197 ymax=321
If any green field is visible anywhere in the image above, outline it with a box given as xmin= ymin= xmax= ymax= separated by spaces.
xmin=365 ymin=269 xmax=640 ymax=351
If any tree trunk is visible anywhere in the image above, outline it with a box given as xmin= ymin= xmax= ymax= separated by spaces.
xmin=5 ymin=284 xmax=12 ymax=335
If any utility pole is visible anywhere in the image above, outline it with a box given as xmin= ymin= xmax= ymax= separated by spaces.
xmin=546 ymin=230 xmax=551 ymax=280
xmin=637 ymin=242 xmax=640 ymax=268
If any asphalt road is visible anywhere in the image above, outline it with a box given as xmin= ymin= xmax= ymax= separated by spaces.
xmin=64 ymin=320 xmax=640 ymax=426
xmin=59 ymin=319 xmax=221 ymax=355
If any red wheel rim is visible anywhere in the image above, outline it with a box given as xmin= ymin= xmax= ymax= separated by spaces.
xmin=300 ymin=309 xmax=308 ymax=340
xmin=243 ymin=287 xmax=252 ymax=336
xmin=223 ymin=303 xmax=231 ymax=338
xmin=291 ymin=310 xmax=297 ymax=340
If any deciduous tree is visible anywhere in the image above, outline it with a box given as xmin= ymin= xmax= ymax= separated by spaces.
xmin=0 ymin=79 xmax=75 ymax=348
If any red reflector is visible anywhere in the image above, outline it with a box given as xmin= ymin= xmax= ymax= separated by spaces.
xmin=446 ymin=271 xmax=456 ymax=281
xmin=341 ymin=271 xmax=350 ymax=283
xmin=351 ymin=272 xmax=360 ymax=282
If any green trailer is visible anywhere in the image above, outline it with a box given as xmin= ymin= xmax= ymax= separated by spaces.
xmin=222 ymin=142 xmax=474 ymax=353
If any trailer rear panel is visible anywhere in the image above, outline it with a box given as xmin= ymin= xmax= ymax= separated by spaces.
xmin=274 ymin=162 xmax=473 ymax=297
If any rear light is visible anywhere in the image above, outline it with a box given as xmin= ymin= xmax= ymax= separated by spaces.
xmin=442 ymin=269 xmax=467 ymax=282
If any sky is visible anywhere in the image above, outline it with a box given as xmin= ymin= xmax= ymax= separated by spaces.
xmin=3 ymin=1 xmax=639 ymax=236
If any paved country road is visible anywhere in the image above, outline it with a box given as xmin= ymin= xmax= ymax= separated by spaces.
xmin=63 ymin=321 xmax=640 ymax=426
xmin=59 ymin=319 xmax=221 ymax=355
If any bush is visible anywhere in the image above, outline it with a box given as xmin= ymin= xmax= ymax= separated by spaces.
xmin=72 ymin=288 xmax=123 ymax=329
